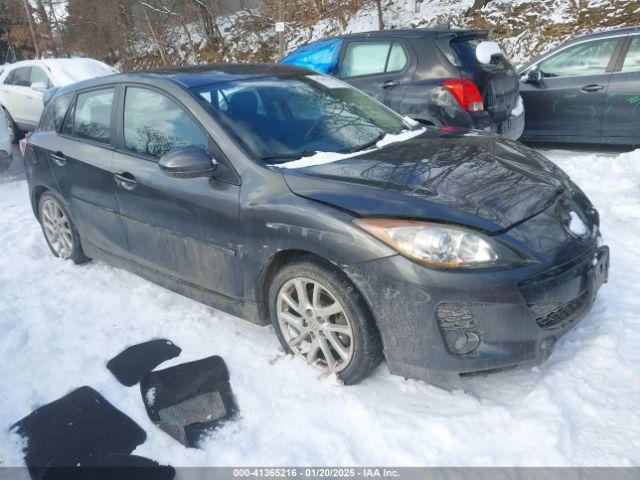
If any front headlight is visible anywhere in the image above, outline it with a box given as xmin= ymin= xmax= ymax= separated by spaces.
xmin=355 ymin=219 xmax=525 ymax=269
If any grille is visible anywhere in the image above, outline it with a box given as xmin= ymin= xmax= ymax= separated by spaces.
xmin=529 ymin=291 xmax=589 ymax=329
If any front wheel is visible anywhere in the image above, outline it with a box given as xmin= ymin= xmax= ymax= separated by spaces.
xmin=269 ymin=257 xmax=383 ymax=385
xmin=39 ymin=193 xmax=90 ymax=264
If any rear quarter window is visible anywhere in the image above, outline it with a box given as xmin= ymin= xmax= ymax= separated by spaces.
xmin=53 ymin=94 xmax=73 ymax=131
xmin=37 ymin=93 xmax=72 ymax=132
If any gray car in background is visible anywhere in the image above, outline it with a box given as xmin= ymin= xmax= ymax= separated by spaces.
xmin=519 ymin=27 xmax=640 ymax=147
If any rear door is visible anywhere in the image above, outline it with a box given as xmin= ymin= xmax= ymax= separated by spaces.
xmin=51 ymin=86 xmax=129 ymax=256
xmin=338 ymin=39 xmax=414 ymax=111
xmin=112 ymin=85 xmax=243 ymax=299
xmin=602 ymin=34 xmax=640 ymax=144
xmin=520 ymin=36 xmax=622 ymax=141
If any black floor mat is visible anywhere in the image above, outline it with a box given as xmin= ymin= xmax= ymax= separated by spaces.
xmin=12 ymin=386 xmax=147 ymax=480
xmin=82 ymin=454 xmax=175 ymax=480
xmin=107 ymin=339 xmax=181 ymax=387
xmin=140 ymin=356 xmax=238 ymax=448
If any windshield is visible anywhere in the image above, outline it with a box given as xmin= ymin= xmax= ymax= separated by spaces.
xmin=191 ymin=74 xmax=412 ymax=163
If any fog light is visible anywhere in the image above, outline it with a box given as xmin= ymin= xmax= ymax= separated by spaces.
xmin=452 ymin=332 xmax=481 ymax=355
xmin=436 ymin=303 xmax=482 ymax=355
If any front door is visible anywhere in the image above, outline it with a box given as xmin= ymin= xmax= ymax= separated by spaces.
xmin=520 ymin=36 xmax=622 ymax=141
xmin=602 ymin=34 xmax=640 ymax=143
xmin=339 ymin=40 xmax=413 ymax=112
xmin=112 ymin=85 xmax=242 ymax=299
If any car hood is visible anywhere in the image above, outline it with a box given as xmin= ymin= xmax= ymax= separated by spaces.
xmin=279 ymin=129 xmax=567 ymax=233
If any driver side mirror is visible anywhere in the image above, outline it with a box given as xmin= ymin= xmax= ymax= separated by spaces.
xmin=524 ymin=67 xmax=542 ymax=85
xmin=31 ymin=81 xmax=47 ymax=92
xmin=159 ymin=146 xmax=218 ymax=179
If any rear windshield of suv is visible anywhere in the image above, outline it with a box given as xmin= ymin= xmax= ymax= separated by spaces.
xmin=450 ymin=36 xmax=513 ymax=69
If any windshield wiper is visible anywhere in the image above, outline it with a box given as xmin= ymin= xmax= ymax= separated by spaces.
xmin=260 ymin=150 xmax=317 ymax=163
xmin=349 ymin=132 xmax=387 ymax=153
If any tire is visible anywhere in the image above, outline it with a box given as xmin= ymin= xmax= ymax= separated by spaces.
xmin=3 ymin=107 xmax=20 ymax=144
xmin=268 ymin=256 xmax=383 ymax=385
xmin=38 ymin=192 xmax=90 ymax=264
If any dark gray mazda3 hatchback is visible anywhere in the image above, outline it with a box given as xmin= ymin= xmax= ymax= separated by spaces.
xmin=24 ymin=64 xmax=609 ymax=386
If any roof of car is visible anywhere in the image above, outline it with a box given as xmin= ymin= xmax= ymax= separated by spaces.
xmin=141 ymin=62 xmax=313 ymax=86
xmin=303 ymin=27 xmax=487 ymax=42
xmin=54 ymin=62 xmax=314 ymax=94
xmin=519 ymin=26 xmax=640 ymax=70
xmin=351 ymin=28 xmax=484 ymax=38
xmin=3 ymin=57 xmax=101 ymax=69
xmin=570 ymin=26 xmax=640 ymax=42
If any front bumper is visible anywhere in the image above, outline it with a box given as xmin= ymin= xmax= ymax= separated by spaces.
xmin=344 ymin=246 xmax=609 ymax=387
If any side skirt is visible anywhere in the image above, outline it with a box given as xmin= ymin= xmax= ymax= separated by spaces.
xmin=83 ymin=241 xmax=268 ymax=326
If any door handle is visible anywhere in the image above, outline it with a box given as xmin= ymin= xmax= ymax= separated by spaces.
xmin=114 ymin=172 xmax=138 ymax=191
xmin=49 ymin=152 xmax=66 ymax=167
xmin=382 ymin=80 xmax=400 ymax=89
xmin=581 ymin=84 xmax=604 ymax=93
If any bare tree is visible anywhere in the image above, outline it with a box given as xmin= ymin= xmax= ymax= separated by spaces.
xmin=138 ymin=1 xmax=170 ymax=66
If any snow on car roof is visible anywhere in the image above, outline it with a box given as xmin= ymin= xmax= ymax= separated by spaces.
xmin=40 ymin=58 xmax=118 ymax=86
xmin=1 ymin=58 xmax=117 ymax=86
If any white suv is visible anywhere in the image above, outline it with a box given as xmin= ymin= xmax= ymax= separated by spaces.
xmin=0 ymin=58 xmax=117 ymax=143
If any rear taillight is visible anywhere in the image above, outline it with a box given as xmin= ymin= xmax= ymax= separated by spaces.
xmin=442 ymin=79 xmax=484 ymax=112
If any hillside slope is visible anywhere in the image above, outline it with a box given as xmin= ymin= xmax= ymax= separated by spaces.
xmin=220 ymin=0 xmax=640 ymax=67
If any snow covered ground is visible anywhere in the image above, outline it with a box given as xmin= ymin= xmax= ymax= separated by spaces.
xmin=0 ymin=148 xmax=639 ymax=467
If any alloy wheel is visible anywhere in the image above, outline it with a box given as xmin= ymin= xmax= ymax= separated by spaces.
xmin=276 ymin=277 xmax=354 ymax=373
xmin=41 ymin=199 xmax=74 ymax=259
xmin=5 ymin=115 xmax=14 ymax=140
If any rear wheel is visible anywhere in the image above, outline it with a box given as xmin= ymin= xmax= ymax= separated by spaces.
xmin=269 ymin=257 xmax=383 ymax=385
xmin=3 ymin=107 xmax=20 ymax=144
xmin=39 ymin=193 xmax=90 ymax=264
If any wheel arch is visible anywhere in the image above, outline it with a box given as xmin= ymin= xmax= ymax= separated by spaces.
xmin=31 ymin=185 xmax=49 ymax=220
xmin=257 ymin=248 xmax=385 ymax=355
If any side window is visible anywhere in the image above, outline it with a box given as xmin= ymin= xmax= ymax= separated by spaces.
xmin=538 ymin=38 xmax=619 ymax=78
xmin=281 ymin=39 xmax=343 ymax=75
xmin=30 ymin=67 xmax=51 ymax=88
xmin=70 ymin=88 xmax=114 ymax=144
xmin=342 ymin=42 xmax=391 ymax=78
xmin=386 ymin=43 xmax=408 ymax=72
xmin=621 ymin=36 xmax=640 ymax=73
xmin=124 ymin=87 xmax=208 ymax=159
xmin=8 ymin=67 xmax=32 ymax=87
